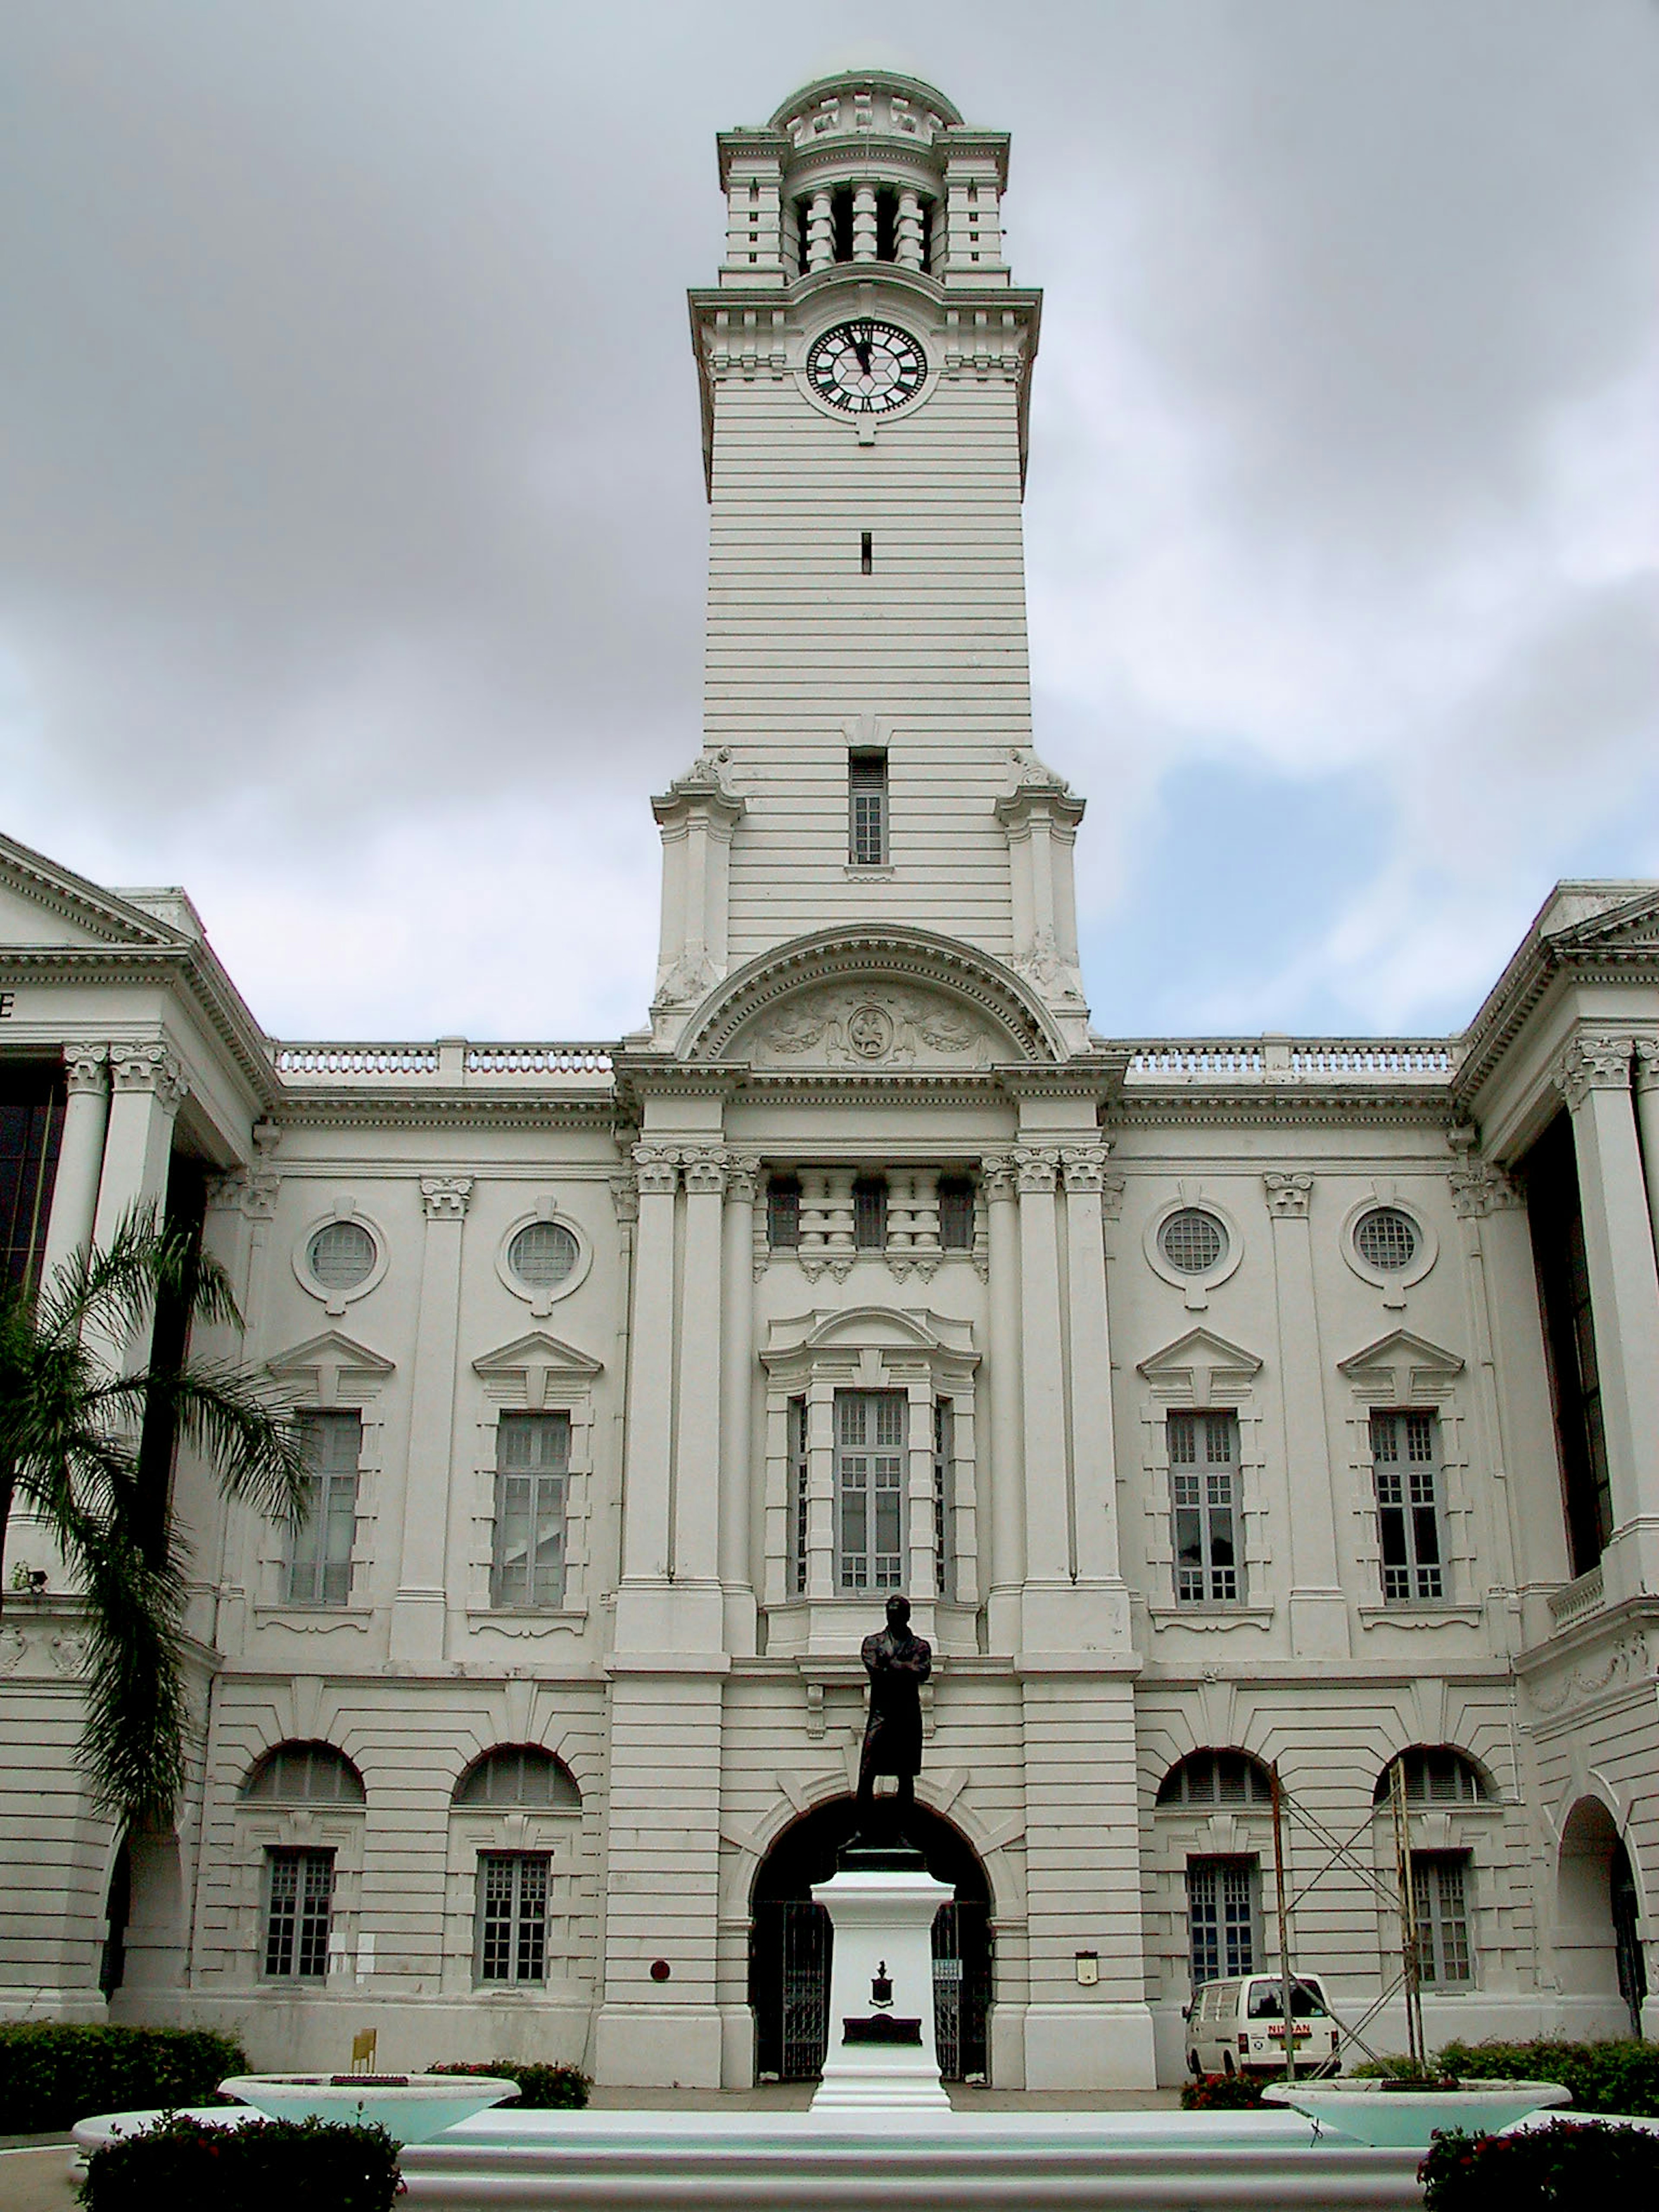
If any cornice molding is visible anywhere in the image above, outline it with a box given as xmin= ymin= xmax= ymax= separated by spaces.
xmin=1109 ymin=1090 xmax=1456 ymax=1131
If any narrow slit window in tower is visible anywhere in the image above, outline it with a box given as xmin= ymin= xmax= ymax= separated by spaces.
xmin=860 ymin=531 xmax=872 ymax=575
xmin=849 ymin=750 xmax=887 ymax=866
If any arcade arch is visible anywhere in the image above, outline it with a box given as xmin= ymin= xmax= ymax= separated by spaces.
xmin=747 ymin=1796 xmax=993 ymax=2083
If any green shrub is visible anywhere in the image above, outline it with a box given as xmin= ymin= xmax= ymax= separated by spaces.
xmin=1434 ymin=2037 xmax=1659 ymax=2119
xmin=426 ymin=2059 xmax=591 ymax=2109
xmin=0 ymin=2024 xmax=247 ymax=2134
xmin=1420 ymin=2121 xmax=1659 ymax=2209
xmin=78 ymin=2112 xmax=402 ymax=2212
xmin=1179 ymin=2070 xmax=1270 ymax=2110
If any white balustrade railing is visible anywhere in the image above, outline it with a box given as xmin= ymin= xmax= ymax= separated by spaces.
xmin=272 ymin=1041 xmax=616 ymax=1079
xmin=1124 ymin=1038 xmax=1455 ymax=1082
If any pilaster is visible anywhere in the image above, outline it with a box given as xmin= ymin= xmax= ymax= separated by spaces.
xmin=38 ymin=1044 xmax=109 ymax=1287
xmin=719 ymin=1153 xmax=760 ymax=1651
xmin=390 ymin=1174 xmax=473 ymax=1663
xmin=983 ymin=1154 xmax=1024 ymax=1650
xmin=1557 ymin=1034 xmax=1659 ymax=1599
xmin=91 ymin=1040 xmax=186 ymax=1246
xmin=1061 ymin=1144 xmax=1131 ymax=1643
xmin=1263 ymin=1171 xmax=1348 ymax=1657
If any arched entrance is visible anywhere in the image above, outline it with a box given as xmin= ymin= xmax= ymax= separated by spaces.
xmin=1557 ymin=1798 xmax=1648 ymax=2035
xmin=749 ymin=1796 xmax=993 ymax=2082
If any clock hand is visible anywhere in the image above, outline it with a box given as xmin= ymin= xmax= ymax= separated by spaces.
xmin=853 ymin=335 xmax=873 ymax=375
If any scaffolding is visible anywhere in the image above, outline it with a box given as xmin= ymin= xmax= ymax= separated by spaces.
xmin=1264 ymin=1754 xmax=1425 ymax=2076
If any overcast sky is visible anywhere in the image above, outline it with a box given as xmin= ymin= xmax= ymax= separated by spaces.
xmin=3 ymin=1 xmax=1656 ymax=1044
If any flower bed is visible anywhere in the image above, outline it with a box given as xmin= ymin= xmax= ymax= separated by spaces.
xmin=426 ymin=2058 xmax=591 ymax=2108
xmin=76 ymin=2112 xmax=402 ymax=2210
xmin=1421 ymin=2120 xmax=1659 ymax=2208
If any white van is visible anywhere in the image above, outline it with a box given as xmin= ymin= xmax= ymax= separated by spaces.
xmin=1183 ymin=1973 xmax=1341 ymax=2078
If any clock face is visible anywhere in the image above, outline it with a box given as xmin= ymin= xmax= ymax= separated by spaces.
xmin=806 ymin=320 xmax=927 ymax=415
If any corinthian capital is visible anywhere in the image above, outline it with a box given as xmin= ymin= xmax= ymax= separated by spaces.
xmin=681 ymin=1145 xmax=729 ymax=1196
xmin=1059 ymin=1141 xmax=1112 ymax=1194
xmin=979 ymin=1153 xmax=1019 ymax=1201
xmin=62 ymin=1042 xmax=109 ymax=1095
xmin=723 ymin=1152 xmax=763 ymax=1205
xmin=1557 ymin=1033 xmax=1634 ymax=1111
xmin=1263 ymin=1171 xmax=1312 ymax=1218
xmin=1632 ymin=1037 xmax=1659 ymax=1094
xmin=420 ymin=1174 xmax=474 ymax=1219
xmin=1012 ymin=1144 xmax=1059 ymax=1195
xmin=110 ymin=1040 xmax=188 ymax=1114
xmin=632 ymin=1143 xmax=680 ymax=1196
xmin=1449 ymin=1163 xmax=1521 ymax=1218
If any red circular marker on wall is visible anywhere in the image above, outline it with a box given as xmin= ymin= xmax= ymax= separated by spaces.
xmin=649 ymin=1958 xmax=671 ymax=1982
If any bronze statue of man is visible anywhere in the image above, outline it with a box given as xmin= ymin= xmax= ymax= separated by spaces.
xmin=856 ymin=1593 xmax=932 ymax=1825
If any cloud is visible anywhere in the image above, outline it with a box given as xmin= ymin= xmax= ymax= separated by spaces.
xmin=1 ymin=0 xmax=1655 ymax=1040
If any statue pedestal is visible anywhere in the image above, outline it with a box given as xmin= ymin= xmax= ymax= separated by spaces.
xmin=810 ymin=1851 xmax=955 ymax=2111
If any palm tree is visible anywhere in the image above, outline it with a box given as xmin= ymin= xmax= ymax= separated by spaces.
xmin=0 ymin=1204 xmax=308 ymax=1828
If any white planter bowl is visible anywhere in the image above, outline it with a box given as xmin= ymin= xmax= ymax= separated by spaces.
xmin=219 ymin=2072 xmax=519 ymax=2145
xmin=1263 ymin=2076 xmax=1572 ymax=2149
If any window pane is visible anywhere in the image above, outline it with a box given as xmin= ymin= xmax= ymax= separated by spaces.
xmin=768 ymin=1179 xmax=801 ymax=1248
xmin=938 ymin=1180 xmax=974 ymax=1250
xmin=1371 ymin=1411 xmax=1444 ymax=1605
xmin=493 ymin=1416 xmax=570 ymax=1608
xmin=289 ymin=1414 xmax=360 ymax=1606
xmin=1169 ymin=1411 xmax=1242 ymax=1603
xmin=853 ymin=1179 xmax=887 ymax=1249
xmin=265 ymin=1849 xmax=333 ymax=1979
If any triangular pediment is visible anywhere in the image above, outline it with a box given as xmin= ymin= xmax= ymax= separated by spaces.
xmin=1138 ymin=1328 xmax=1263 ymax=1400
xmin=0 ymin=833 xmax=183 ymax=950
xmin=472 ymin=1330 xmax=603 ymax=1379
xmin=267 ymin=1330 xmax=395 ymax=1405
xmin=1338 ymin=1329 xmax=1465 ymax=1394
xmin=1546 ymin=885 xmax=1659 ymax=954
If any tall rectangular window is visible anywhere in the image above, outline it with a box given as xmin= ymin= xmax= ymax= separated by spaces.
xmin=1372 ymin=1410 xmax=1444 ymax=1601
xmin=492 ymin=1411 xmax=569 ymax=1608
xmin=849 ymin=750 xmax=888 ymax=866
xmin=853 ymin=1176 xmax=888 ymax=1249
xmin=1523 ymin=1111 xmax=1613 ymax=1573
xmin=1188 ymin=1856 xmax=1255 ymax=1988
xmin=0 ymin=1066 xmax=64 ymax=1299
xmin=477 ymin=1853 xmax=549 ymax=1984
xmin=789 ymin=1396 xmax=809 ymax=1596
xmin=287 ymin=1412 xmax=361 ymax=1607
xmin=1412 ymin=1853 xmax=1472 ymax=1986
xmin=768 ymin=1174 xmax=801 ymax=1249
xmin=1169 ymin=1411 xmax=1241 ymax=1603
xmin=836 ymin=1390 xmax=906 ymax=1591
xmin=933 ymin=1398 xmax=954 ymax=1602
xmin=263 ymin=1847 xmax=334 ymax=1978
xmin=938 ymin=1178 xmax=975 ymax=1251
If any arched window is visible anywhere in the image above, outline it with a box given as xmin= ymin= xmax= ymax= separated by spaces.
xmin=1156 ymin=1749 xmax=1274 ymax=1808
xmin=1373 ymin=1746 xmax=1489 ymax=1806
xmin=453 ymin=1746 xmax=581 ymax=1811
xmin=242 ymin=1741 xmax=365 ymax=1804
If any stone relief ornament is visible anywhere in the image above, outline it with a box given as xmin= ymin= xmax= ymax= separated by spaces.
xmin=1524 ymin=1630 xmax=1654 ymax=1718
xmin=744 ymin=986 xmax=998 ymax=1071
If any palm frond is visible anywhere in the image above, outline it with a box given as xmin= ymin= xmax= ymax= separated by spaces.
xmin=73 ymin=1519 xmax=191 ymax=1827
xmin=131 ymin=1364 xmax=309 ymax=1526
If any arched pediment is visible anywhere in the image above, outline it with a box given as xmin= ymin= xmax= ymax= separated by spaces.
xmin=677 ymin=927 xmax=1065 ymax=1068
xmin=763 ymin=1304 xmax=978 ymax=1366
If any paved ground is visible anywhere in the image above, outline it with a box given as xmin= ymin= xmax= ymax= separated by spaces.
xmin=0 ymin=2087 xmax=1186 ymax=2209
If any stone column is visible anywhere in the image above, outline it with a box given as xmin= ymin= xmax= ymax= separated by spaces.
xmin=390 ymin=1175 xmax=473 ymax=1663
xmin=804 ymin=1380 xmax=837 ymax=1603
xmin=1633 ymin=1039 xmax=1659 ymax=1270
xmin=1263 ymin=1172 xmax=1348 ymax=1657
xmin=906 ymin=1377 xmax=937 ymax=1604
xmin=983 ymin=1154 xmax=1024 ymax=1651
xmin=823 ymin=1166 xmax=856 ymax=1279
xmin=1448 ymin=1151 xmax=1526 ymax=1622
xmin=1062 ymin=1144 xmax=1129 ymax=1639
xmin=806 ymin=189 xmax=833 ymax=272
xmin=92 ymin=1041 xmax=187 ymax=1247
xmin=672 ymin=1147 xmax=725 ymax=1625
xmin=1558 ymin=1034 xmax=1659 ymax=1599
xmin=616 ymin=1145 xmax=680 ymax=1641
xmin=38 ymin=1045 xmax=109 ymax=1287
xmin=1015 ymin=1146 xmax=1072 ymax=1645
xmin=719 ymin=1154 xmax=760 ymax=1652
xmin=851 ymin=182 xmax=878 ymax=261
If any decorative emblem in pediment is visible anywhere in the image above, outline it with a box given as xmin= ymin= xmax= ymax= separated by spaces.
xmin=741 ymin=985 xmax=1001 ymax=1071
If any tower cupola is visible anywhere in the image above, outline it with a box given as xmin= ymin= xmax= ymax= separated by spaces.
xmin=715 ymin=70 xmax=1010 ymax=292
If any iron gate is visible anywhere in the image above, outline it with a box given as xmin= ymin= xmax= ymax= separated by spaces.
xmin=755 ymin=1897 xmax=989 ymax=2080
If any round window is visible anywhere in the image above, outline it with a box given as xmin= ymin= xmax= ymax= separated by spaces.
xmin=509 ymin=1220 xmax=579 ymax=1290
xmin=1159 ymin=1209 xmax=1227 ymax=1275
xmin=307 ymin=1220 xmax=376 ymax=1291
xmin=1354 ymin=1207 xmax=1418 ymax=1272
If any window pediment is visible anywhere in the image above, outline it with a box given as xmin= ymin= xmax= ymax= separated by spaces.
xmin=473 ymin=1330 xmax=603 ymax=1409
xmin=1137 ymin=1328 xmax=1262 ymax=1405
xmin=1338 ymin=1329 xmax=1464 ymax=1398
xmin=267 ymin=1330 xmax=394 ymax=1406
xmin=763 ymin=1303 xmax=977 ymax=1370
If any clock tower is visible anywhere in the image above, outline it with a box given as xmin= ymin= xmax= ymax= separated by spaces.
xmin=653 ymin=68 xmax=1090 ymax=1050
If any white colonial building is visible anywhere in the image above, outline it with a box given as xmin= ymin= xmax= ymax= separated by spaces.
xmin=0 ymin=68 xmax=1654 ymax=2090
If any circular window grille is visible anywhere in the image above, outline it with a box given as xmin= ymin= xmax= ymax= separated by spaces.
xmin=307 ymin=1220 xmax=376 ymax=1291
xmin=1159 ymin=1209 xmax=1227 ymax=1275
xmin=509 ymin=1220 xmax=579 ymax=1290
xmin=1355 ymin=1207 xmax=1418 ymax=1272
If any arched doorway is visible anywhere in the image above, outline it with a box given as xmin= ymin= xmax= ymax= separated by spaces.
xmin=749 ymin=1796 xmax=993 ymax=2082
xmin=1557 ymin=1798 xmax=1647 ymax=2035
